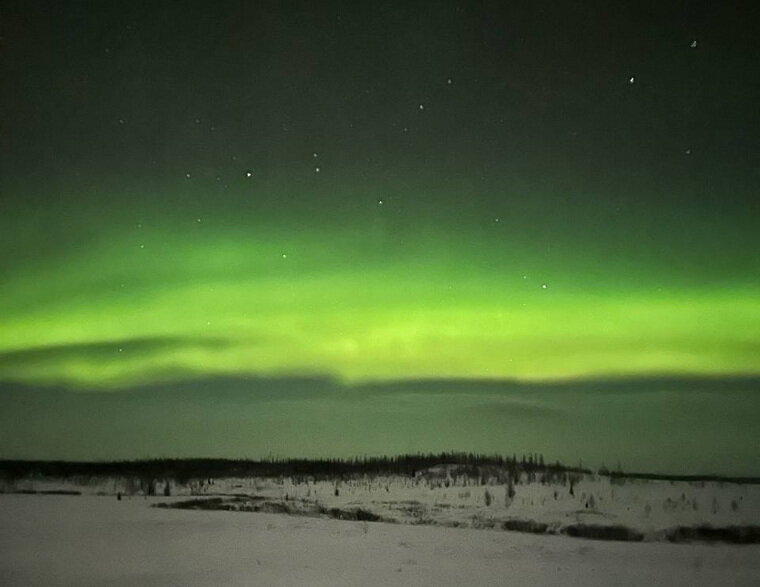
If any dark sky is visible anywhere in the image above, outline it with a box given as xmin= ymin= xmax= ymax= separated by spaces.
xmin=0 ymin=1 xmax=758 ymax=469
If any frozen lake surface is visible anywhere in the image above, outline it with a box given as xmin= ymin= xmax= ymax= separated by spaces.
xmin=1 ymin=495 xmax=759 ymax=586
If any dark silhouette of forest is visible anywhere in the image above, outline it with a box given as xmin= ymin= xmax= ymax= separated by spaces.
xmin=1 ymin=452 xmax=758 ymax=484
xmin=0 ymin=452 xmax=579 ymax=482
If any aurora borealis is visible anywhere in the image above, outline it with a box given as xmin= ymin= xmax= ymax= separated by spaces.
xmin=1 ymin=2 xmax=758 ymax=471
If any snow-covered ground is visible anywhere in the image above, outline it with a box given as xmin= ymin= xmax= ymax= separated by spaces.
xmin=1 ymin=494 xmax=759 ymax=587
xmin=6 ymin=470 xmax=759 ymax=539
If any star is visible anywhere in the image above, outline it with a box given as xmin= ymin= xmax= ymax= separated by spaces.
xmin=628 ymin=76 xmax=635 ymax=85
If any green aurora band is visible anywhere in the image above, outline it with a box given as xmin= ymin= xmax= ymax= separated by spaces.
xmin=2 ymin=185 xmax=758 ymax=390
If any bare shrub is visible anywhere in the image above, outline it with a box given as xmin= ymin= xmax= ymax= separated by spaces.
xmin=507 ymin=475 xmax=516 ymax=500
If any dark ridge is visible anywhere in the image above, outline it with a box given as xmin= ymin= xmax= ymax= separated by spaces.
xmin=665 ymin=525 xmax=760 ymax=544
xmin=6 ymin=489 xmax=81 ymax=495
xmin=502 ymin=519 xmax=550 ymax=534
xmin=324 ymin=507 xmax=383 ymax=522
xmin=155 ymin=497 xmax=227 ymax=510
xmin=563 ymin=524 xmax=645 ymax=542
xmin=158 ymin=496 xmax=386 ymax=523
xmin=0 ymin=452 xmax=584 ymax=482
xmin=603 ymin=471 xmax=760 ymax=485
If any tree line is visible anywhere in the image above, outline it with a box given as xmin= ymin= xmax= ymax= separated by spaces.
xmin=0 ymin=451 xmax=589 ymax=482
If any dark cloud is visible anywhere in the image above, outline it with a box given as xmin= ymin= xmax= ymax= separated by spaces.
xmin=0 ymin=336 xmax=235 ymax=369
xmin=355 ymin=375 xmax=760 ymax=396
xmin=2 ymin=373 xmax=757 ymax=399
xmin=0 ymin=374 xmax=340 ymax=403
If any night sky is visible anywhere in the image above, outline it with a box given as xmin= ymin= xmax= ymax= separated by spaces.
xmin=1 ymin=1 xmax=758 ymax=472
